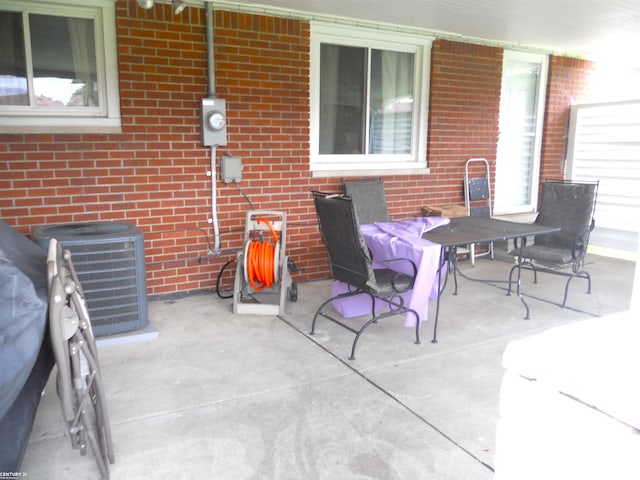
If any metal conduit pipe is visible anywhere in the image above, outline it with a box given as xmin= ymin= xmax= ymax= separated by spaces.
xmin=209 ymin=145 xmax=220 ymax=254
xmin=206 ymin=1 xmax=215 ymax=97
xmin=206 ymin=1 xmax=221 ymax=254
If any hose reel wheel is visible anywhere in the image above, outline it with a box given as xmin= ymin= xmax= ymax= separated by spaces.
xmin=273 ymin=240 xmax=280 ymax=284
xmin=242 ymin=217 xmax=280 ymax=291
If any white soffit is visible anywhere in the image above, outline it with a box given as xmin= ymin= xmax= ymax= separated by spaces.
xmin=208 ymin=0 xmax=640 ymax=63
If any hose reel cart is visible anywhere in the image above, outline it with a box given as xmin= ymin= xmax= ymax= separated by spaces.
xmin=233 ymin=210 xmax=297 ymax=315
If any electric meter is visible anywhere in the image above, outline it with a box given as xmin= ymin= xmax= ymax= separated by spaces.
xmin=201 ymin=98 xmax=227 ymax=146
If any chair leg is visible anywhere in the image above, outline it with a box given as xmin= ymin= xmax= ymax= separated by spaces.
xmin=67 ymin=331 xmax=114 ymax=479
xmin=348 ymin=305 xmax=421 ymax=360
xmin=448 ymin=247 xmax=459 ymax=295
xmin=68 ymin=342 xmax=89 ymax=456
xmin=310 ymin=296 xmax=336 ymax=335
xmin=79 ymin=335 xmax=116 ymax=466
xmin=507 ymin=264 xmax=516 ymax=296
xmin=311 ymin=290 xmax=421 ymax=360
xmin=310 ymin=290 xmax=366 ymax=335
xmin=467 ymin=242 xmax=494 ymax=266
xmin=562 ymin=278 xmax=571 ymax=308
xmin=349 ymin=317 xmax=379 ymax=360
xmin=73 ymin=292 xmax=116 ymax=468
xmin=507 ymin=262 xmax=522 ymax=296
xmin=561 ymin=271 xmax=591 ymax=307
xmin=507 ymin=260 xmax=537 ymax=297
xmin=412 ymin=310 xmax=421 ymax=346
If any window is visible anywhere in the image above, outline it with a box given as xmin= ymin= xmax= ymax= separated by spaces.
xmin=494 ymin=51 xmax=548 ymax=215
xmin=310 ymin=23 xmax=432 ymax=176
xmin=0 ymin=0 xmax=120 ymax=133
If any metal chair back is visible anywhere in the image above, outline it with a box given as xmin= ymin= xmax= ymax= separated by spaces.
xmin=535 ymin=180 xmax=598 ymax=252
xmin=342 ymin=178 xmax=391 ymax=225
xmin=312 ymin=192 xmax=377 ymax=293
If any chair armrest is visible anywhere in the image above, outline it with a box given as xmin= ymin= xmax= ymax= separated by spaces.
xmin=571 ymin=220 xmax=594 ymax=260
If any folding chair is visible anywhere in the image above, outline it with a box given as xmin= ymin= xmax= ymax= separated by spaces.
xmin=464 ymin=158 xmax=494 ymax=265
xmin=47 ymin=239 xmax=115 ymax=479
xmin=342 ymin=178 xmax=391 ymax=225
xmin=508 ymin=180 xmax=599 ymax=307
xmin=310 ymin=191 xmax=420 ymax=360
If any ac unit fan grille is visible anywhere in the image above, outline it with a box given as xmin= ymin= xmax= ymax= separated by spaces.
xmin=32 ymin=223 xmax=148 ymax=336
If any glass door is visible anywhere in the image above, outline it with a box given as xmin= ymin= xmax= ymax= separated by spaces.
xmin=494 ymin=51 xmax=548 ymax=215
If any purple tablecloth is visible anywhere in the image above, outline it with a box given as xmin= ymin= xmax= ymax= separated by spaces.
xmin=332 ymin=216 xmax=449 ymax=326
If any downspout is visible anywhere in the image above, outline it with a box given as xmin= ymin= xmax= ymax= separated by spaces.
xmin=206 ymin=1 xmax=221 ymax=254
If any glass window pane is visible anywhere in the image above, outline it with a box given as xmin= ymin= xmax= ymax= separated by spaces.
xmin=369 ymin=49 xmax=414 ymax=154
xmin=0 ymin=11 xmax=28 ymax=106
xmin=319 ymin=44 xmax=367 ymax=154
xmin=29 ymin=14 xmax=98 ymax=107
xmin=495 ymin=59 xmax=541 ymax=210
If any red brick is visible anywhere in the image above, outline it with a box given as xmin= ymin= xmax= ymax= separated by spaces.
xmin=0 ymin=2 xmax=602 ymax=296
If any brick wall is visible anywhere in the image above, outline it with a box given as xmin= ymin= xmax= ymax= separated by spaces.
xmin=211 ymin=10 xmax=326 ymax=285
xmin=426 ymin=40 xmax=502 ymax=204
xmin=0 ymin=1 xmax=587 ymax=297
xmin=541 ymin=56 xmax=596 ymax=182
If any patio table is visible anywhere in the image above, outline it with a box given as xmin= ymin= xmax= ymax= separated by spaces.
xmin=332 ymin=215 xmax=561 ymax=344
xmin=422 ymin=216 xmax=561 ymax=343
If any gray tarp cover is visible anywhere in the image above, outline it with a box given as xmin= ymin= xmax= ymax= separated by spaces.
xmin=0 ymin=220 xmax=48 ymax=419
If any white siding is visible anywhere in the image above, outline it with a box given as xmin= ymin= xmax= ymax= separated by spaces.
xmin=566 ymin=100 xmax=640 ymax=254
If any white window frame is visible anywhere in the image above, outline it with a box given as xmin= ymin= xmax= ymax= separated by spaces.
xmin=310 ymin=22 xmax=432 ymax=177
xmin=0 ymin=0 xmax=121 ymax=134
xmin=494 ymin=50 xmax=548 ymax=215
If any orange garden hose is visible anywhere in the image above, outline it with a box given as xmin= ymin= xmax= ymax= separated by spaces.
xmin=246 ymin=218 xmax=279 ymax=291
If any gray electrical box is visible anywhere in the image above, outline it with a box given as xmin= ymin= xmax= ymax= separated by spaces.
xmin=221 ymin=155 xmax=242 ymax=183
xmin=201 ymin=98 xmax=227 ymax=146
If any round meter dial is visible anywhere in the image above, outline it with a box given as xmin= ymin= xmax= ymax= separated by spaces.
xmin=207 ymin=111 xmax=226 ymax=131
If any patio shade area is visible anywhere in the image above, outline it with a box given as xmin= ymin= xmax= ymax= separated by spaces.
xmin=21 ymin=246 xmax=636 ymax=479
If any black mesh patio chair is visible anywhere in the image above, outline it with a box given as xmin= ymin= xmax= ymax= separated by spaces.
xmin=342 ymin=178 xmax=391 ymax=224
xmin=310 ymin=191 xmax=420 ymax=360
xmin=47 ymin=239 xmax=115 ymax=479
xmin=508 ymin=180 xmax=599 ymax=307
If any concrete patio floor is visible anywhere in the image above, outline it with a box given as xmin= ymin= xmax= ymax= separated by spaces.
xmin=20 ymin=245 xmax=636 ymax=479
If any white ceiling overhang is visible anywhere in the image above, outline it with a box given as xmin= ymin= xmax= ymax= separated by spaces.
xmin=200 ymin=0 xmax=640 ymax=64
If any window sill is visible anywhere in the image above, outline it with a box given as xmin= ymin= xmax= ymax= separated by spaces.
xmin=0 ymin=117 xmax=122 ymax=134
xmin=311 ymin=166 xmax=431 ymax=178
